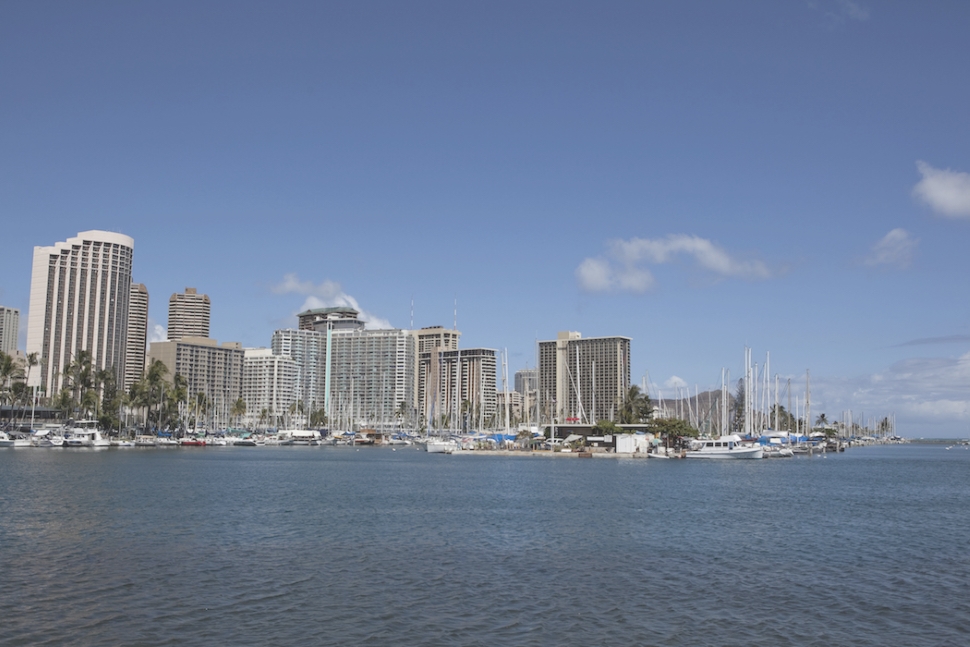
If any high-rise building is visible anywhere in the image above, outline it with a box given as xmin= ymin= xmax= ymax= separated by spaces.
xmin=148 ymin=336 xmax=244 ymax=426
xmin=274 ymin=308 xmax=417 ymax=429
xmin=538 ymin=331 xmax=631 ymax=425
xmin=416 ymin=346 xmax=496 ymax=430
xmin=412 ymin=325 xmax=461 ymax=418
xmin=272 ymin=328 xmax=328 ymax=415
xmin=26 ymin=230 xmax=134 ymax=395
xmin=167 ymin=288 xmax=210 ymax=340
xmin=0 ymin=306 xmax=19 ymax=354
xmin=514 ymin=368 xmax=537 ymax=395
xmin=124 ymin=283 xmax=149 ymax=391
xmin=242 ymin=348 xmax=297 ymax=429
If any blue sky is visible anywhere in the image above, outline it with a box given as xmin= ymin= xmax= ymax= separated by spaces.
xmin=2 ymin=1 xmax=969 ymax=436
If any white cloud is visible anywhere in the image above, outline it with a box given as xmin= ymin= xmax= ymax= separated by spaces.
xmin=913 ymin=161 xmax=970 ymax=219
xmin=837 ymin=0 xmax=870 ymax=21
xmin=663 ymin=376 xmax=688 ymax=390
xmin=148 ymin=322 xmax=167 ymax=343
xmin=577 ymin=234 xmax=771 ymax=293
xmin=811 ymin=351 xmax=970 ymax=436
xmin=575 ymin=258 xmax=615 ymax=293
xmin=810 ymin=0 xmax=871 ymax=28
xmin=272 ymin=273 xmax=393 ymax=330
xmin=863 ymin=228 xmax=917 ymax=268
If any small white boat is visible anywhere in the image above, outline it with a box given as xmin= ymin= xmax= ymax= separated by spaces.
xmin=31 ymin=431 xmax=54 ymax=447
xmin=426 ymin=439 xmax=458 ymax=454
xmin=686 ymin=434 xmax=763 ymax=459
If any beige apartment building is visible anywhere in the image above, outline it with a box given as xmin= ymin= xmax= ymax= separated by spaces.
xmin=538 ymin=331 xmax=631 ymax=425
xmin=168 ymin=288 xmax=210 ymax=340
xmin=124 ymin=282 xmax=149 ymax=391
xmin=148 ymin=336 xmax=244 ymax=426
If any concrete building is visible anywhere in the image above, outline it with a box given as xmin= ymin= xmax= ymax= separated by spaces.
xmin=242 ymin=348 xmax=297 ymax=429
xmin=274 ymin=308 xmax=417 ymax=429
xmin=412 ymin=326 xmax=461 ymax=421
xmin=124 ymin=283 xmax=149 ymax=391
xmin=167 ymin=288 xmax=210 ymax=340
xmin=495 ymin=389 xmax=524 ymax=425
xmin=148 ymin=337 xmax=244 ymax=427
xmin=514 ymin=368 xmax=538 ymax=395
xmin=538 ymin=331 xmax=631 ymax=425
xmin=272 ymin=328 xmax=328 ymax=415
xmin=417 ymin=346 xmax=496 ymax=430
xmin=329 ymin=327 xmax=416 ymax=429
xmin=26 ymin=230 xmax=134 ymax=395
xmin=0 ymin=306 xmax=19 ymax=354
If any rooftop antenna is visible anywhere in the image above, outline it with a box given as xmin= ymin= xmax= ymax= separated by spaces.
xmin=453 ymin=295 xmax=457 ymax=330
xmin=410 ymin=295 xmax=414 ymax=330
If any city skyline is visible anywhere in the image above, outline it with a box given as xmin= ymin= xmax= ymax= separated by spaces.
xmin=1 ymin=2 xmax=968 ymax=435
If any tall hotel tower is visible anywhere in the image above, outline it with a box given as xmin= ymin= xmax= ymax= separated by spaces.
xmin=26 ymin=230 xmax=134 ymax=395
xmin=0 ymin=306 xmax=19 ymax=354
xmin=167 ymin=287 xmax=210 ymax=340
xmin=125 ymin=283 xmax=149 ymax=390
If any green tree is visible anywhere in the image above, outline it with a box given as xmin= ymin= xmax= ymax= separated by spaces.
xmin=617 ymin=385 xmax=652 ymax=424
xmin=650 ymin=417 xmax=699 ymax=448
xmin=231 ymin=398 xmax=247 ymax=428
xmin=0 ymin=351 xmax=24 ymax=407
xmin=593 ymin=419 xmax=622 ymax=435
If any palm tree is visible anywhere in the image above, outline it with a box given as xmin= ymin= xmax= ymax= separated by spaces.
xmin=231 ymin=398 xmax=246 ymax=428
xmin=0 ymin=350 xmax=24 ymax=408
xmin=618 ymin=385 xmax=652 ymax=424
xmin=144 ymin=359 xmax=169 ymax=431
xmin=62 ymin=350 xmax=93 ymax=417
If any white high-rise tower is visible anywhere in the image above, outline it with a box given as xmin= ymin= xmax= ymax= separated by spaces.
xmin=26 ymin=230 xmax=134 ymax=396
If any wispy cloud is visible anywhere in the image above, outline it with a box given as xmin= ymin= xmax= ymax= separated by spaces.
xmin=913 ymin=161 xmax=970 ymax=219
xmin=895 ymin=335 xmax=970 ymax=348
xmin=809 ymin=0 xmax=871 ymax=28
xmin=272 ymin=273 xmax=393 ymax=330
xmin=577 ymin=234 xmax=771 ymax=294
xmin=863 ymin=228 xmax=917 ymax=268
xmin=811 ymin=352 xmax=970 ymax=434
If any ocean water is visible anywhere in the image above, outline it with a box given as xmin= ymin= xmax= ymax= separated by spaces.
xmin=1 ymin=444 xmax=968 ymax=646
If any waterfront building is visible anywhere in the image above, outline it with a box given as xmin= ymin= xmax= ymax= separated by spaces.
xmin=0 ymin=305 xmax=19 ymax=354
xmin=124 ymin=283 xmax=149 ymax=391
xmin=242 ymin=348 xmax=297 ymax=429
xmin=26 ymin=230 xmax=134 ymax=395
xmin=329 ymin=327 xmax=416 ymax=429
xmin=167 ymin=288 xmax=210 ymax=340
xmin=538 ymin=331 xmax=631 ymax=424
xmin=148 ymin=337 xmax=244 ymax=426
xmin=272 ymin=328 xmax=327 ymax=416
xmin=417 ymin=346 xmax=496 ymax=430
xmin=274 ymin=308 xmax=416 ymax=429
xmin=413 ymin=326 xmax=461 ymax=421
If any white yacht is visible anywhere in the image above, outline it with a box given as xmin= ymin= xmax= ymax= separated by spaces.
xmin=426 ymin=438 xmax=458 ymax=454
xmin=686 ymin=434 xmax=763 ymax=459
xmin=0 ymin=431 xmax=14 ymax=448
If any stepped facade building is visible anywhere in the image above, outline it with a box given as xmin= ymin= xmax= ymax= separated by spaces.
xmin=26 ymin=230 xmax=134 ymax=395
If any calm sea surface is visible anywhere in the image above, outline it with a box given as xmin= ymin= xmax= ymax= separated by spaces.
xmin=1 ymin=444 xmax=968 ymax=646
